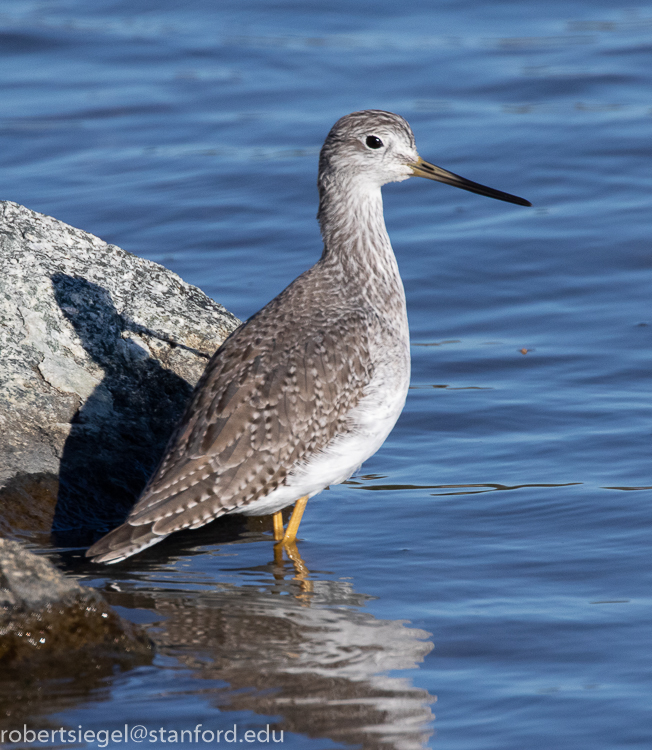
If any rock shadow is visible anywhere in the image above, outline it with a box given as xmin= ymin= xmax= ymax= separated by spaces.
xmin=50 ymin=274 xmax=196 ymax=547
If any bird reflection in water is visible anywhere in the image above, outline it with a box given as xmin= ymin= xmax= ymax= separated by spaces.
xmin=274 ymin=540 xmax=313 ymax=598
xmin=101 ymin=542 xmax=435 ymax=750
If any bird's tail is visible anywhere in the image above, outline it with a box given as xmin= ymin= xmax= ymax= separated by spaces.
xmin=86 ymin=521 xmax=167 ymax=564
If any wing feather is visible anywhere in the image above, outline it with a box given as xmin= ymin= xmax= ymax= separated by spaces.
xmin=127 ymin=290 xmax=373 ymax=528
xmin=87 ymin=267 xmax=376 ymax=562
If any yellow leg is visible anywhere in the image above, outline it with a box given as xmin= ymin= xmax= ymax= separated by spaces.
xmin=272 ymin=511 xmax=284 ymax=541
xmin=281 ymin=495 xmax=309 ymax=545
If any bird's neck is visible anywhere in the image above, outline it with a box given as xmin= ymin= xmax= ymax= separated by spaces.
xmin=317 ymin=176 xmax=404 ymax=306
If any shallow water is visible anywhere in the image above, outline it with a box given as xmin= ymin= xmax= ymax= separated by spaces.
xmin=1 ymin=1 xmax=652 ymax=748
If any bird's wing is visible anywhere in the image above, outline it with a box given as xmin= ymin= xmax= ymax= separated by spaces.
xmin=122 ymin=299 xmax=374 ymax=536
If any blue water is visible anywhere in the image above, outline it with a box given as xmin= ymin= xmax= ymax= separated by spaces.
xmin=2 ymin=1 xmax=652 ymax=748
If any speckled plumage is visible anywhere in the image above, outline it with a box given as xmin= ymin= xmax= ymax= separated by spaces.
xmin=88 ymin=110 xmax=529 ymax=563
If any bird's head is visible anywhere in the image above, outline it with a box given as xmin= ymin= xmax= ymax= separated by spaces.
xmin=319 ymin=109 xmax=531 ymax=207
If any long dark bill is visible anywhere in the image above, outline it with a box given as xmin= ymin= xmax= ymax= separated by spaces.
xmin=410 ymin=157 xmax=531 ymax=207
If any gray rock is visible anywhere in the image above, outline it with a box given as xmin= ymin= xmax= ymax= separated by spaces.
xmin=0 ymin=200 xmax=240 ymax=543
xmin=0 ymin=538 xmax=82 ymax=611
xmin=0 ymin=538 xmax=152 ymax=668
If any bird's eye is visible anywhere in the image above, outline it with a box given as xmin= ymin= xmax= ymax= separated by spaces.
xmin=365 ymin=135 xmax=384 ymax=149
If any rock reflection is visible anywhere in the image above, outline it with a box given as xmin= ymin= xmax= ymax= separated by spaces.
xmin=103 ymin=554 xmax=434 ymax=750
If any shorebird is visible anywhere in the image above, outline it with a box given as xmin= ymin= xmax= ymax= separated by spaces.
xmin=87 ymin=110 xmax=530 ymax=564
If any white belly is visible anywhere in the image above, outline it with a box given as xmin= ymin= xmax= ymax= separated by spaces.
xmin=235 ymin=354 xmax=410 ymax=517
